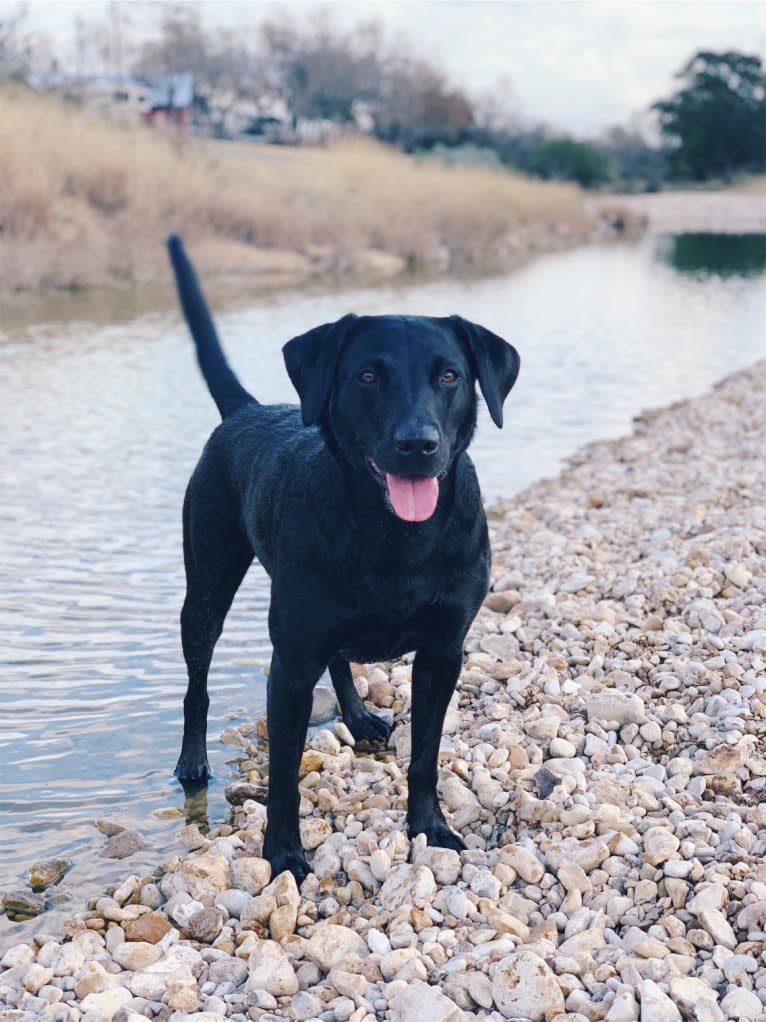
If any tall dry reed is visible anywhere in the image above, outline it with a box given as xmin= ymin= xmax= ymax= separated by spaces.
xmin=0 ymin=86 xmax=594 ymax=291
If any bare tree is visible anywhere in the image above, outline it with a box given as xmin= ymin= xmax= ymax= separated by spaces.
xmin=0 ymin=4 xmax=32 ymax=80
xmin=373 ymin=52 xmax=473 ymax=150
xmin=259 ymin=11 xmax=384 ymax=127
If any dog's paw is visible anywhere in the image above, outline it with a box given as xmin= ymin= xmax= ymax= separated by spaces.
xmin=265 ymin=846 xmax=312 ymax=884
xmin=174 ymin=754 xmax=211 ymax=783
xmin=412 ymin=821 xmax=467 ymax=853
xmin=345 ymin=708 xmax=392 ymax=746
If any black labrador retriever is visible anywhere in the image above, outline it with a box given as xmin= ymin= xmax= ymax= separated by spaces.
xmin=167 ymin=236 xmax=520 ymax=880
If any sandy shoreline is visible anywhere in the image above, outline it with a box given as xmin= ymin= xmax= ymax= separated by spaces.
xmin=2 ymin=352 xmax=766 ymax=1018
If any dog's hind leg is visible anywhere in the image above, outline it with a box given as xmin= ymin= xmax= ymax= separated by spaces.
xmin=176 ymin=490 xmax=253 ymax=783
xmin=328 ymin=656 xmax=392 ymax=745
xmin=406 ymin=643 xmax=467 ymax=851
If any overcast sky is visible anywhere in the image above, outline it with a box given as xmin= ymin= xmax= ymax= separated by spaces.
xmin=8 ymin=0 xmax=766 ymax=135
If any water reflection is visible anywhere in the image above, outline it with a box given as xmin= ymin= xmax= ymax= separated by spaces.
xmin=660 ymin=232 xmax=766 ymax=278
xmin=2 ymin=233 xmax=766 ymax=941
xmin=182 ymin=783 xmax=211 ymax=831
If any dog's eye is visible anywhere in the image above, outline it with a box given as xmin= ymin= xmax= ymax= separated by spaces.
xmin=357 ymin=370 xmax=376 ymax=384
xmin=440 ymin=370 xmax=459 ymax=384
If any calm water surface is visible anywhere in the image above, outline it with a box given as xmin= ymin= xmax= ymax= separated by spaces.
xmin=2 ymin=234 xmax=766 ymax=941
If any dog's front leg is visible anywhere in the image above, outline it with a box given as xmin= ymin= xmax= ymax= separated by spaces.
xmin=262 ymin=649 xmax=324 ymax=882
xmin=329 ymin=656 xmax=392 ymax=745
xmin=406 ymin=643 xmax=467 ymax=851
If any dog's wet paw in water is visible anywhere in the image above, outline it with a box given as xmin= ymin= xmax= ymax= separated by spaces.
xmin=174 ymin=753 xmax=211 ymax=784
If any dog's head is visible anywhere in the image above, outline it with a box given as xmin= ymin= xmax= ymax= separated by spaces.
xmin=283 ymin=314 xmax=520 ymax=522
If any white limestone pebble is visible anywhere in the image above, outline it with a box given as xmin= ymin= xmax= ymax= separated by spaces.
xmin=491 ymin=949 xmax=565 ymax=1020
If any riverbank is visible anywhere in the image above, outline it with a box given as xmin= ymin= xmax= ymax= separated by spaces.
xmin=3 ymin=353 xmax=766 ymax=1019
xmin=615 ymin=190 xmax=766 ymax=234
xmin=0 ymin=86 xmax=633 ymax=297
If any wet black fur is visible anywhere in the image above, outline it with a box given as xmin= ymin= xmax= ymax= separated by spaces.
xmin=167 ymin=235 xmax=520 ymax=881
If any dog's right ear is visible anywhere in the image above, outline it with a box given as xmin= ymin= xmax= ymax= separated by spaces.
xmin=283 ymin=314 xmax=358 ymax=426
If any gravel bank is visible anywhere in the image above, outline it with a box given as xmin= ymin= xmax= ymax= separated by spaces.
xmin=3 ymin=360 xmax=766 ymax=1021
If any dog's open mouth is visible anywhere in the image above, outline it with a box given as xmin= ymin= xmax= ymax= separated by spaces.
xmin=368 ymin=459 xmax=440 ymax=522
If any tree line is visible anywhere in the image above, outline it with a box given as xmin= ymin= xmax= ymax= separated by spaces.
xmin=3 ymin=3 xmax=765 ymax=190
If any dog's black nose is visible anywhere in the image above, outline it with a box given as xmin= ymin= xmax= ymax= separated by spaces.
xmin=395 ymin=426 xmax=440 ymax=457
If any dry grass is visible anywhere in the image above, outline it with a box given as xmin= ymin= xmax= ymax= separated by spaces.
xmin=0 ymin=85 xmax=599 ymax=292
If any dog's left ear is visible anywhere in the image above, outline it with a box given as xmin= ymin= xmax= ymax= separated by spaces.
xmin=449 ymin=315 xmax=520 ymax=428
xmin=283 ymin=314 xmax=358 ymax=425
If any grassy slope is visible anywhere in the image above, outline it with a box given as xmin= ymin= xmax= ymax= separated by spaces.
xmin=0 ymin=86 xmax=600 ymax=293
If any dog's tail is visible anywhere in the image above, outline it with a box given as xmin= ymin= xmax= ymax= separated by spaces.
xmin=167 ymin=235 xmax=255 ymax=419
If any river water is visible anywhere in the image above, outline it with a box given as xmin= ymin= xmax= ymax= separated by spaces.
xmin=2 ymin=232 xmax=766 ymax=941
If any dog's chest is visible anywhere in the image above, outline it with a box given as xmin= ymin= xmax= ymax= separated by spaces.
xmin=334 ymin=549 xmax=482 ymax=663
xmin=336 ymin=602 xmax=439 ymax=663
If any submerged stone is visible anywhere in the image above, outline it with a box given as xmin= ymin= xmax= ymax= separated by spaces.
xmin=28 ymin=857 xmax=72 ymax=890
xmin=2 ymin=888 xmax=45 ymax=918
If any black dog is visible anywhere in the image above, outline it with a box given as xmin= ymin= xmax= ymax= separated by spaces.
xmin=168 ymin=236 xmax=520 ymax=880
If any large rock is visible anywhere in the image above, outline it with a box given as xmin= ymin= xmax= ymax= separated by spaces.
xmin=124 ymin=910 xmax=174 ymax=944
xmin=208 ymin=956 xmax=248 ymax=987
xmin=22 ymin=962 xmax=53 ymax=994
xmin=390 ymin=979 xmax=464 ymax=1022
xmin=230 ymin=856 xmax=271 ymax=895
xmin=186 ymin=906 xmax=224 ymax=943
xmin=669 ymin=977 xmax=723 ymax=1022
xmin=540 ymin=836 xmax=610 ymax=873
xmin=642 ymin=826 xmax=680 ymax=866
xmin=73 ymin=961 xmax=118 ymax=999
xmin=491 ymin=949 xmax=564 ymax=1020
xmin=100 ymin=829 xmax=150 ymax=859
xmin=262 ymin=869 xmax=300 ymax=910
xmin=300 ymin=817 xmax=332 ymax=850
xmin=127 ymin=956 xmax=197 ymax=1004
xmin=606 ymin=986 xmax=639 ymax=1022
xmin=639 ymin=979 xmax=681 ymax=1022
xmin=379 ymin=863 xmax=437 ymax=911
xmin=292 ymin=990 xmax=323 ymax=1021
xmin=269 ymin=903 xmax=298 ymax=941
xmin=698 ymin=909 xmax=737 ymax=949
xmin=112 ymin=941 xmax=162 ymax=971
xmin=244 ymin=940 xmax=298 ymax=996
xmin=50 ymin=940 xmax=85 ymax=972
xmin=412 ymin=846 xmax=461 ymax=885
xmin=719 ymin=988 xmax=762 ymax=1020
xmin=176 ymin=852 xmax=231 ymax=899
xmin=2 ymin=889 xmax=45 ymax=918
xmin=501 ymin=845 xmax=545 ymax=884
xmin=586 ymin=690 xmax=646 ymax=726
xmin=0 ymin=944 xmax=34 ymax=969
xmin=694 ymin=744 xmax=748 ymax=775
xmin=687 ymin=882 xmax=726 ymax=915
xmin=79 ymin=986 xmax=133 ymax=1021
xmin=302 ymin=923 xmax=369 ymax=972
xmin=224 ymin=780 xmax=268 ymax=805
xmin=28 ymin=858 xmax=71 ymax=890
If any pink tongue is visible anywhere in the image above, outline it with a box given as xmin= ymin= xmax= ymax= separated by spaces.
xmin=385 ymin=474 xmax=439 ymax=522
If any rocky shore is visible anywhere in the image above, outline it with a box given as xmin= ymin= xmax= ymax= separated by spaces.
xmin=3 ymin=359 xmax=766 ymax=1022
